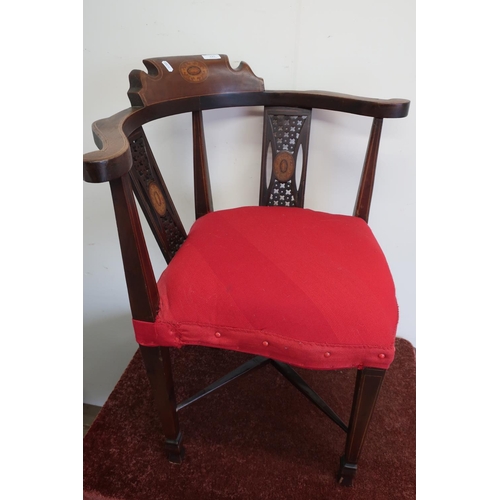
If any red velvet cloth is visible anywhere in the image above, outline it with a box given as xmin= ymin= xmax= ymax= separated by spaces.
xmin=133 ymin=207 xmax=398 ymax=370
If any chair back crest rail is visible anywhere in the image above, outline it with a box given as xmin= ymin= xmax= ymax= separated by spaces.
xmin=83 ymin=55 xmax=410 ymax=322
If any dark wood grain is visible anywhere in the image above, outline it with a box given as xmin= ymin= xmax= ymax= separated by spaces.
xmin=192 ymin=110 xmax=213 ymax=219
xmin=128 ymin=54 xmax=265 ymax=107
xmin=338 ymin=368 xmax=386 ymax=486
xmin=139 ymin=346 xmax=184 ymax=462
xmin=109 ymin=175 xmax=159 ymax=321
xmin=84 ymin=92 xmax=409 ymax=184
xmin=354 ymin=117 xmax=384 ymax=222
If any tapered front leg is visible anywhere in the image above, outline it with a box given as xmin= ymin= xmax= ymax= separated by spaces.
xmin=338 ymin=367 xmax=386 ymax=486
xmin=140 ymin=345 xmax=184 ymax=463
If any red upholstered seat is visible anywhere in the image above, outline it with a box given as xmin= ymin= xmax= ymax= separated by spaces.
xmin=133 ymin=206 xmax=398 ymax=370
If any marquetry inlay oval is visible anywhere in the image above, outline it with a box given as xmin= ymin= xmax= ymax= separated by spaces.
xmin=179 ymin=60 xmax=209 ymax=83
xmin=273 ymin=151 xmax=295 ymax=182
xmin=148 ymin=182 xmax=167 ymax=216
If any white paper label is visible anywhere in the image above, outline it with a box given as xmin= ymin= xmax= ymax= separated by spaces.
xmin=202 ymin=54 xmax=221 ymax=60
xmin=162 ymin=60 xmax=174 ymax=72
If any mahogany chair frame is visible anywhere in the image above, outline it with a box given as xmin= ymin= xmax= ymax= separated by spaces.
xmin=83 ymin=55 xmax=410 ymax=486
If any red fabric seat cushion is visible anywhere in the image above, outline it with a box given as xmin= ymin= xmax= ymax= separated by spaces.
xmin=133 ymin=207 xmax=398 ymax=370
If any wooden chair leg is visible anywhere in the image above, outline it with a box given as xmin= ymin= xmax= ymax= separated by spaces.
xmin=139 ymin=345 xmax=184 ymax=463
xmin=338 ymin=367 xmax=386 ymax=486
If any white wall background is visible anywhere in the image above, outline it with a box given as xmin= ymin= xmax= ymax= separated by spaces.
xmin=83 ymin=0 xmax=415 ymax=406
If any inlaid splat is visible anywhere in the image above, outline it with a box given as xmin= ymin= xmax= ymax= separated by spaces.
xmin=129 ymin=130 xmax=186 ymax=262
xmin=259 ymin=108 xmax=311 ymax=208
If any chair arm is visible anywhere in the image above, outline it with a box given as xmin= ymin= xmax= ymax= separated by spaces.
xmin=262 ymin=91 xmax=410 ymax=118
xmin=83 ymin=90 xmax=410 ymax=184
xmin=83 ymin=108 xmax=142 ymax=183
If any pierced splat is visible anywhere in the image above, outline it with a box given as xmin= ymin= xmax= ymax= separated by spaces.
xmin=128 ymin=128 xmax=187 ymax=263
xmin=259 ymin=108 xmax=311 ymax=208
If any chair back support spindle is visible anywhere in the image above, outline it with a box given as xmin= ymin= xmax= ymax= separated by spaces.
xmin=192 ymin=110 xmax=213 ymax=219
xmin=353 ymin=117 xmax=384 ymax=222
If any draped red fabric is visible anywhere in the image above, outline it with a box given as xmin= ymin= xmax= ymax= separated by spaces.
xmin=133 ymin=207 xmax=398 ymax=370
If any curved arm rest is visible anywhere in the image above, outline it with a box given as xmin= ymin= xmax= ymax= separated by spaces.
xmin=84 ymin=90 xmax=410 ymax=183
xmin=261 ymin=91 xmax=410 ymax=118
xmin=83 ymin=108 xmax=140 ymax=183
